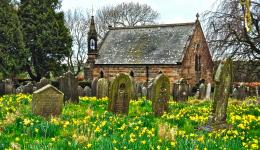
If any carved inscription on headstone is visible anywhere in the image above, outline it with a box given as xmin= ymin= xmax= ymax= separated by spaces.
xmin=32 ymin=84 xmax=63 ymax=117
xmin=108 ymin=73 xmax=133 ymax=115
xmin=151 ymin=74 xmax=170 ymax=116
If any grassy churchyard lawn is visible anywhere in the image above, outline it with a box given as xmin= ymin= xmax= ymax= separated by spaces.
xmin=0 ymin=94 xmax=259 ymax=150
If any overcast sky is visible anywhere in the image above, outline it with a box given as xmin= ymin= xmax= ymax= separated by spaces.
xmin=61 ymin=0 xmax=218 ymax=23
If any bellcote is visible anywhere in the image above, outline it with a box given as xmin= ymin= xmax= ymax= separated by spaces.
xmin=88 ymin=16 xmax=97 ymax=52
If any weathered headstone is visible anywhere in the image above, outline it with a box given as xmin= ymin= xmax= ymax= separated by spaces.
xmin=200 ymin=58 xmax=233 ymax=131
xmin=36 ymin=78 xmax=51 ymax=90
xmin=23 ymin=82 xmax=34 ymax=94
xmin=237 ymin=83 xmax=246 ymax=100
xmin=96 ymin=78 xmax=109 ymax=98
xmin=4 ymin=79 xmax=14 ymax=95
xmin=16 ymin=85 xmax=24 ymax=94
xmin=58 ymin=71 xmax=79 ymax=103
xmin=137 ymin=83 xmax=142 ymax=98
xmin=108 ymin=73 xmax=133 ymax=115
xmin=199 ymin=83 xmax=206 ymax=99
xmin=130 ymin=78 xmax=138 ymax=100
xmin=151 ymin=74 xmax=170 ymax=116
xmin=83 ymin=86 xmax=92 ymax=96
xmin=0 ymin=81 xmax=4 ymax=96
xmin=256 ymin=86 xmax=259 ymax=99
xmin=147 ymin=79 xmax=154 ymax=100
xmin=77 ymin=86 xmax=84 ymax=97
xmin=205 ymin=83 xmax=211 ymax=100
xmin=141 ymin=86 xmax=147 ymax=98
xmin=32 ymin=84 xmax=63 ymax=117
xmin=33 ymin=86 xmax=37 ymax=92
xmin=91 ymin=78 xmax=98 ymax=96
xmin=174 ymin=78 xmax=189 ymax=102
xmin=232 ymin=87 xmax=239 ymax=99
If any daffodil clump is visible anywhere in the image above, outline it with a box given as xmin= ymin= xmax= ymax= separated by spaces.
xmin=0 ymin=94 xmax=259 ymax=150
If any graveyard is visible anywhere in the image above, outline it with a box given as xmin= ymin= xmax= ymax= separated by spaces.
xmin=0 ymin=67 xmax=260 ymax=149
xmin=0 ymin=93 xmax=259 ymax=149
xmin=1 ymin=0 xmax=260 ymax=150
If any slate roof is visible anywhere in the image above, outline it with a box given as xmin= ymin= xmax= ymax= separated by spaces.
xmin=95 ymin=23 xmax=195 ymax=65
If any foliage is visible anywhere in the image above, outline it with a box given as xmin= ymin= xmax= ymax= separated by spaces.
xmin=18 ymin=0 xmax=72 ymax=81
xmin=204 ymin=0 xmax=260 ymax=60
xmin=0 ymin=94 xmax=260 ymax=149
xmin=64 ymin=9 xmax=90 ymax=76
xmin=0 ymin=0 xmax=25 ymax=78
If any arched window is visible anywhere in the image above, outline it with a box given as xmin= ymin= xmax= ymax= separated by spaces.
xmin=100 ymin=70 xmax=104 ymax=78
xmin=90 ymin=39 xmax=96 ymax=50
xmin=130 ymin=70 xmax=134 ymax=77
xmin=195 ymin=54 xmax=201 ymax=71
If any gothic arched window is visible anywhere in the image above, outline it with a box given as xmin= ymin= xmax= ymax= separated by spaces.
xmin=195 ymin=54 xmax=201 ymax=71
xmin=90 ymin=39 xmax=96 ymax=50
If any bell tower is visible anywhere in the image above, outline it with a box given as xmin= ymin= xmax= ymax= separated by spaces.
xmin=85 ymin=16 xmax=98 ymax=80
xmin=88 ymin=16 xmax=98 ymax=54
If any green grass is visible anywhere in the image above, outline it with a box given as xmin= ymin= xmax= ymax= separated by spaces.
xmin=0 ymin=94 xmax=259 ymax=150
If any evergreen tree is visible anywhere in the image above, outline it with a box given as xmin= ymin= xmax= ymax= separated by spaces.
xmin=0 ymin=0 xmax=25 ymax=79
xmin=19 ymin=0 xmax=72 ymax=81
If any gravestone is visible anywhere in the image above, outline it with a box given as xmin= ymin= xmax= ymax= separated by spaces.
xmin=91 ymin=78 xmax=98 ymax=96
xmin=33 ymin=86 xmax=37 ymax=92
xmin=205 ymin=83 xmax=211 ymax=100
xmin=199 ymin=83 xmax=206 ymax=99
xmin=151 ymin=74 xmax=170 ymax=116
xmin=232 ymin=87 xmax=239 ymax=99
xmin=16 ymin=85 xmax=24 ymax=94
xmin=108 ymin=73 xmax=133 ymax=115
xmin=0 ymin=81 xmax=4 ymax=96
xmin=32 ymin=84 xmax=63 ymax=117
xmin=83 ymin=86 xmax=92 ymax=96
xmin=200 ymin=58 xmax=233 ymax=131
xmin=147 ymin=79 xmax=154 ymax=100
xmin=58 ymin=71 xmax=79 ymax=103
xmin=4 ymin=79 xmax=14 ymax=95
xmin=256 ymin=86 xmax=259 ymax=99
xmin=23 ymin=82 xmax=33 ymax=94
xmin=136 ymin=83 xmax=142 ymax=98
xmin=142 ymin=86 xmax=147 ymax=98
xmin=130 ymin=78 xmax=138 ymax=100
xmin=237 ymin=83 xmax=246 ymax=100
xmin=175 ymin=78 xmax=189 ymax=102
xmin=36 ymin=78 xmax=51 ymax=90
xmin=77 ymin=86 xmax=84 ymax=97
xmin=96 ymin=78 xmax=109 ymax=98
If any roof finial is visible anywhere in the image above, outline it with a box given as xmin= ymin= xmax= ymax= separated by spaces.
xmin=196 ymin=13 xmax=199 ymax=20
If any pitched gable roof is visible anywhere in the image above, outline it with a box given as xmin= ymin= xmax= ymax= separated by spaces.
xmin=95 ymin=23 xmax=195 ymax=65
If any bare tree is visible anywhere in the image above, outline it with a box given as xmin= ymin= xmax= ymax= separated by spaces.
xmin=65 ymin=9 xmax=90 ymax=76
xmin=203 ymin=0 xmax=260 ymax=60
xmin=96 ymin=2 xmax=159 ymax=38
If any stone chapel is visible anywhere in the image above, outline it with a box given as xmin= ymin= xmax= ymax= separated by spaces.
xmin=84 ymin=14 xmax=214 ymax=87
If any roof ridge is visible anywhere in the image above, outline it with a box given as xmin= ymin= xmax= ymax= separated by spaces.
xmin=109 ymin=22 xmax=195 ymax=30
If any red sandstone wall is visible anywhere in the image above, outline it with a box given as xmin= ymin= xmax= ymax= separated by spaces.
xmin=92 ymin=65 xmax=181 ymax=90
xmin=181 ymin=21 xmax=214 ymax=85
